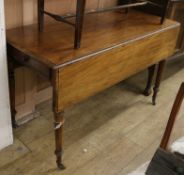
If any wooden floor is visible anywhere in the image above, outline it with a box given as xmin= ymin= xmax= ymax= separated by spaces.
xmin=0 ymin=55 xmax=184 ymax=175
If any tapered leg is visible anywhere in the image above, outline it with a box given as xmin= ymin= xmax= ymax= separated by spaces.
xmin=54 ymin=111 xmax=65 ymax=169
xmin=143 ymin=64 xmax=156 ymax=96
xmin=8 ymin=59 xmax=18 ymax=128
xmin=152 ymin=60 xmax=166 ymax=105
xmin=38 ymin=0 xmax=45 ymax=32
xmin=74 ymin=0 xmax=86 ymax=49
xmin=52 ymin=70 xmax=65 ymax=169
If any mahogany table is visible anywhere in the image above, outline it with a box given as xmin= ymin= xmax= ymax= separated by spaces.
xmin=6 ymin=11 xmax=180 ymax=169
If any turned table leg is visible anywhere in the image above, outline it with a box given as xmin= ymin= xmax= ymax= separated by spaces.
xmin=8 ymin=58 xmax=18 ymax=128
xmin=52 ymin=70 xmax=65 ymax=169
xmin=54 ymin=111 xmax=65 ymax=169
xmin=152 ymin=60 xmax=166 ymax=105
xmin=143 ymin=64 xmax=156 ymax=96
xmin=75 ymin=0 xmax=86 ymax=49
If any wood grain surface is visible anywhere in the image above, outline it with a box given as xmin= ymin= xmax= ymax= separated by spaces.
xmin=6 ymin=11 xmax=179 ymax=68
xmin=4 ymin=0 xmax=117 ymax=120
xmin=5 ymin=0 xmax=117 ymax=29
xmin=7 ymin=11 xmax=180 ymax=112
xmin=56 ymin=26 xmax=179 ymax=110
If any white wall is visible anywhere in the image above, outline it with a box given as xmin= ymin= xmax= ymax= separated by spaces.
xmin=0 ymin=0 xmax=13 ymax=150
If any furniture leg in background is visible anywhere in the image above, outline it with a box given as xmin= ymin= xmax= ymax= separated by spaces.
xmin=160 ymin=82 xmax=184 ymax=150
xmin=146 ymin=83 xmax=184 ymax=175
xmin=152 ymin=60 xmax=166 ymax=105
xmin=38 ymin=0 xmax=44 ymax=32
xmin=143 ymin=64 xmax=156 ymax=96
xmin=161 ymin=0 xmax=170 ymax=24
xmin=8 ymin=58 xmax=18 ymax=128
xmin=167 ymin=0 xmax=184 ymax=52
xmin=75 ymin=0 xmax=86 ymax=49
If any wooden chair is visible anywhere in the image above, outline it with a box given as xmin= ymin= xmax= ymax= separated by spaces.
xmin=38 ymin=0 xmax=169 ymax=49
xmin=38 ymin=0 xmax=86 ymax=49
xmin=118 ymin=0 xmax=170 ymax=24
xmin=146 ymin=82 xmax=184 ymax=174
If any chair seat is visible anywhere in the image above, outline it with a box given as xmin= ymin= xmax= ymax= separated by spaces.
xmin=126 ymin=137 xmax=184 ymax=175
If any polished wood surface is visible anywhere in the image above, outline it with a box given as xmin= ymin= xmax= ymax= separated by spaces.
xmin=5 ymin=0 xmax=117 ymax=29
xmin=143 ymin=65 xmax=156 ymax=96
xmin=7 ymin=10 xmax=179 ymax=68
xmin=7 ymin=10 xmax=180 ymax=168
xmin=38 ymin=0 xmax=157 ymax=49
xmin=56 ymin=27 xmax=179 ymax=110
xmin=5 ymin=0 xmax=117 ymax=121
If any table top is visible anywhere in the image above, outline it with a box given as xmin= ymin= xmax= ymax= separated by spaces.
xmin=7 ymin=10 xmax=179 ymax=69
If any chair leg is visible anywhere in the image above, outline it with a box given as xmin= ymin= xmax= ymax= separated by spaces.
xmin=160 ymin=0 xmax=170 ymax=24
xmin=74 ymin=0 xmax=86 ymax=49
xmin=160 ymin=83 xmax=184 ymax=150
xmin=143 ymin=64 xmax=156 ymax=96
xmin=38 ymin=0 xmax=45 ymax=32
xmin=54 ymin=111 xmax=65 ymax=170
xmin=8 ymin=58 xmax=18 ymax=128
xmin=152 ymin=60 xmax=166 ymax=105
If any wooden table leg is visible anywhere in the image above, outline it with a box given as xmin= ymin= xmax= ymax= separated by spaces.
xmin=152 ymin=60 xmax=166 ymax=105
xmin=143 ymin=64 xmax=156 ymax=96
xmin=75 ymin=0 xmax=86 ymax=49
xmin=8 ymin=58 xmax=18 ymax=128
xmin=38 ymin=0 xmax=45 ymax=32
xmin=52 ymin=70 xmax=65 ymax=169
xmin=54 ymin=111 xmax=65 ymax=169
